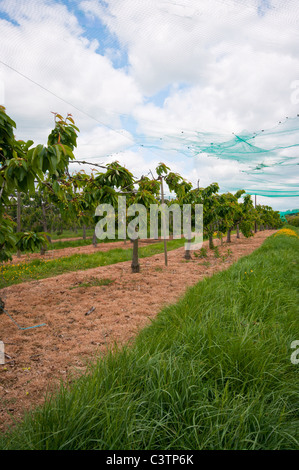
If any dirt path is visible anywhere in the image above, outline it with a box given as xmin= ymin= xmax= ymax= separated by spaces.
xmin=0 ymin=230 xmax=275 ymax=433
xmin=9 ymin=238 xmax=161 ymax=265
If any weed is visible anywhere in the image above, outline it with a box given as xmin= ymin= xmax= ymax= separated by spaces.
xmin=194 ymin=247 xmax=208 ymax=258
xmin=200 ymin=260 xmax=211 ymax=267
xmin=213 ymin=246 xmax=220 ymax=258
xmin=69 ymin=277 xmax=114 ymax=290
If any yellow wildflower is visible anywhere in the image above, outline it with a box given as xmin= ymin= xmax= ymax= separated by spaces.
xmin=274 ymin=228 xmax=299 ymax=239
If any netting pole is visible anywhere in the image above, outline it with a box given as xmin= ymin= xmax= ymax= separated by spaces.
xmin=160 ymin=177 xmax=168 ymax=267
xmin=254 ymin=195 xmax=257 ymax=233
xmin=92 ymin=229 xmax=97 ymax=247
xmin=16 ymin=191 xmax=21 ymax=258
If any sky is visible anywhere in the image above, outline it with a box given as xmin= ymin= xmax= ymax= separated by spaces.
xmin=0 ymin=0 xmax=298 ymax=211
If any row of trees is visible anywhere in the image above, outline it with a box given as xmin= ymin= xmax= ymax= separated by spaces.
xmin=0 ymin=107 xmax=283 ymax=302
xmin=285 ymin=212 xmax=299 ymax=227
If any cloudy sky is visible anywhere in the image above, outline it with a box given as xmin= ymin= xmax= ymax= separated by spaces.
xmin=0 ymin=0 xmax=298 ymax=210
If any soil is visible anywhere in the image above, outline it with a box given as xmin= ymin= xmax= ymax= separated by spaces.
xmin=0 ymin=230 xmax=275 ymax=433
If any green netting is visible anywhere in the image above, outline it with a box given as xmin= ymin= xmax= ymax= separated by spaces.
xmin=279 ymin=209 xmax=299 ymax=220
xmin=135 ymin=115 xmax=299 ymax=197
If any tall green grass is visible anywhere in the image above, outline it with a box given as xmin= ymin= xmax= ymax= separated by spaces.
xmin=0 ymin=229 xmax=298 ymax=450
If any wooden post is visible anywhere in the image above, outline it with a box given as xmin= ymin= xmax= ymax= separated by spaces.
xmin=254 ymin=194 xmax=257 ymax=232
xmin=17 ymin=191 xmax=21 ymax=258
xmin=131 ymin=238 xmax=140 ymax=273
xmin=41 ymin=200 xmax=51 ymax=242
xmin=92 ymin=229 xmax=97 ymax=247
xmin=40 ymin=198 xmax=51 ymax=255
xmin=160 ymin=177 xmax=168 ymax=267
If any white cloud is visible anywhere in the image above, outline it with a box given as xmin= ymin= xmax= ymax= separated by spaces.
xmin=0 ymin=0 xmax=298 ymax=210
xmin=76 ymin=126 xmax=135 ymax=160
xmin=0 ymin=0 xmax=142 ymax=137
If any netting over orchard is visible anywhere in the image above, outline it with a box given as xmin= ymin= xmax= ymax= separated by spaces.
xmin=132 ymin=114 xmax=299 ymax=198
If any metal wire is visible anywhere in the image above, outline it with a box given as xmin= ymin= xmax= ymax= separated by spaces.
xmin=0 ymin=305 xmax=46 ymax=330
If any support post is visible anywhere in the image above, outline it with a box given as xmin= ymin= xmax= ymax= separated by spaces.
xmin=17 ymin=191 xmax=21 ymax=258
xmin=160 ymin=177 xmax=168 ymax=267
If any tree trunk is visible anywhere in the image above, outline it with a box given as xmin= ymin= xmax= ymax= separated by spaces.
xmin=40 ymin=200 xmax=51 ymax=255
xmin=131 ymin=238 xmax=140 ymax=273
xmin=236 ymin=224 xmax=240 ymax=239
xmin=0 ymin=296 xmax=4 ymax=315
xmin=184 ymin=240 xmax=192 ymax=260
xmin=226 ymin=227 xmax=232 ymax=243
xmin=83 ymin=225 xmax=86 ymax=240
xmin=92 ymin=230 xmax=97 ymax=247
xmin=209 ymin=235 xmax=214 ymax=249
xmin=0 ymin=264 xmax=5 ymax=313
xmin=42 ymin=202 xmax=51 ymax=242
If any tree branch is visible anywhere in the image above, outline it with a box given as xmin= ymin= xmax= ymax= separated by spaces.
xmin=69 ymin=160 xmax=107 ymax=169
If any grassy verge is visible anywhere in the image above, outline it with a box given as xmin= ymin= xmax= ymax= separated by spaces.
xmin=15 ymin=228 xmax=235 ymax=253
xmin=0 ymin=228 xmax=298 ymax=450
xmin=15 ymin=233 xmax=124 ymax=253
xmin=46 ymin=238 xmax=94 ymax=250
xmin=50 ymin=229 xmax=95 ymax=240
xmin=3 ymin=229 xmax=242 ymax=287
xmin=0 ymin=238 xmax=185 ymax=288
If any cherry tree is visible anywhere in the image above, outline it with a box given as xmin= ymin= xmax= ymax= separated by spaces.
xmin=0 ymin=107 xmax=79 ymax=308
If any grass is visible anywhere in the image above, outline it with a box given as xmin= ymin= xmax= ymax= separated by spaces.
xmin=0 ymin=227 xmax=298 ymax=450
xmin=14 ymin=227 xmax=231 ymax=254
xmin=50 ymin=229 xmax=95 ymax=240
xmin=49 ymin=228 xmax=227 ymax=241
xmin=15 ymin=232 xmax=124 ymax=253
xmin=69 ymin=277 xmax=114 ymax=289
xmin=12 ymin=237 xmax=94 ymax=255
xmin=0 ymin=238 xmax=185 ymax=288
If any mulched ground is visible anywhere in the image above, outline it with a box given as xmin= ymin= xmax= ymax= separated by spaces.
xmin=0 ymin=230 xmax=275 ymax=433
